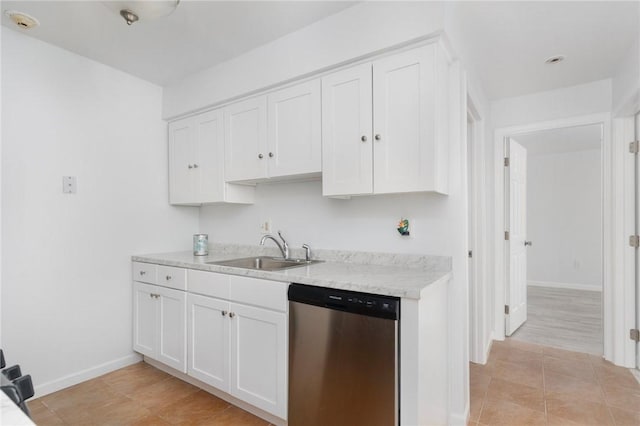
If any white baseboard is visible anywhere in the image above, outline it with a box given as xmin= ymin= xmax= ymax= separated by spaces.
xmin=528 ymin=280 xmax=601 ymax=292
xmin=449 ymin=405 xmax=469 ymax=426
xmin=34 ymin=353 xmax=142 ymax=398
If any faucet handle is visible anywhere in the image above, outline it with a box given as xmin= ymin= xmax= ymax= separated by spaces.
xmin=302 ymin=244 xmax=311 ymax=262
xmin=277 ymin=231 xmax=289 ymax=259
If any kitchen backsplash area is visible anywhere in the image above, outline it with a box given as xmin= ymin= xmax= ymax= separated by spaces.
xmin=198 ymin=179 xmax=449 ymax=255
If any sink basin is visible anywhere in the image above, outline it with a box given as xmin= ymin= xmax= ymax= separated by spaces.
xmin=207 ymin=256 xmax=322 ymax=271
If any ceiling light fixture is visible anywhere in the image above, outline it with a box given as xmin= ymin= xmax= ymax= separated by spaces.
xmin=544 ymin=55 xmax=565 ymax=64
xmin=4 ymin=10 xmax=40 ymax=29
xmin=102 ymin=1 xmax=180 ymax=26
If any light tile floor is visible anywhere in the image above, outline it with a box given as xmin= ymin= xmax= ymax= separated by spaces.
xmin=28 ymin=362 xmax=272 ymax=425
xmin=470 ymin=339 xmax=640 ymax=426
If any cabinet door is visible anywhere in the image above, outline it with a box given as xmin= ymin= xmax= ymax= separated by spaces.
xmin=321 ymin=64 xmax=373 ymax=196
xmin=168 ymin=117 xmax=195 ymax=204
xmin=187 ymin=294 xmax=230 ymax=392
xmin=224 ymin=96 xmax=268 ymax=182
xmin=157 ymin=286 xmax=187 ymax=373
xmin=229 ymin=303 xmax=287 ymax=419
xmin=133 ymin=282 xmax=157 ymax=358
xmin=373 ymin=45 xmax=439 ymax=194
xmin=194 ymin=109 xmax=225 ymax=203
xmin=267 ymin=80 xmax=321 ymax=178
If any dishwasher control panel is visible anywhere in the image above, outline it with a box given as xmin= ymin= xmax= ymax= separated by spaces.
xmin=289 ymin=284 xmax=399 ymax=320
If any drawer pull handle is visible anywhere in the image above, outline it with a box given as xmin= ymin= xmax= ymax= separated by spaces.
xmin=166 ymin=275 xmax=172 ymax=281
xmin=229 ymin=312 xmax=235 ymax=318
xmin=221 ymin=311 xmax=228 ymax=317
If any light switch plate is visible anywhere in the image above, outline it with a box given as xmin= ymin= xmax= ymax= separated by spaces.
xmin=62 ymin=176 xmax=77 ymax=194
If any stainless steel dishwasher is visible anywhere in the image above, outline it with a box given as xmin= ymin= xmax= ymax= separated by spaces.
xmin=288 ymin=283 xmax=400 ymax=426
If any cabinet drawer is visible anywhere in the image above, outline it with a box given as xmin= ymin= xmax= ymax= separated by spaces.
xmin=229 ymin=276 xmax=288 ymax=312
xmin=188 ymin=270 xmax=230 ymax=299
xmin=132 ymin=262 xmax=157 ymax=284
xmin=157 ymin=265 xmax=187 ymax=291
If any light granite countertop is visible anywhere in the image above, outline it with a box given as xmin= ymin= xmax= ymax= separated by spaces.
xmin=132 ymin=244 xmax=451 ymax=299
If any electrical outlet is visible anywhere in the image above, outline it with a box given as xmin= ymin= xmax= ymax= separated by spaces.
xmin=260 ymin=219 xmax=272 ymax=233
xmin=62 ymin=176 xmax=77 ymax=194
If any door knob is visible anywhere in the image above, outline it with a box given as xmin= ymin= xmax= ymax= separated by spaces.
xmin=269 ymin=152 xmax=274 ymax=158
xmin=524 ymin=241 xmax=533 ymax=247
xmin=221 ymin=311 xmax=228 ymax=317
xmin=375 ymin=134 xmax=382 ymax=141
xmin=258 ymin=153 xmax=264 ymax=159
xmin=229 ymin=312 xmax=235 ymax=318
xmin=361 ymin=135 xmax=368 ymax=142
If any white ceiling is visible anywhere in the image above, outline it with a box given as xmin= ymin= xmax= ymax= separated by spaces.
xmin=450 ymin=1 xmax=639 ymax=99
xmin=1 ymin=2 xmax=638 ymax=99
xmin=0 ymin=1 xmax=356 ymax=86
xmin=514 ymin=124 xmax=602 ymax=155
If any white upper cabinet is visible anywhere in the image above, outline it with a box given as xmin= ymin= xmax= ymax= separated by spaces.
xmin=322 ymin=43 xmax=450 ymax=197
xmin=224 ymin=96 xmax=268 ymax=182
xmin=321 ymin=64 xmax=373 ymax=196
xmin=169 ymin=110 xmax=254 ymax=205
xmin=267 ymin=80 xmax=321 ymax=179
xmin=225 ymin=80 xmax=321 ymax=183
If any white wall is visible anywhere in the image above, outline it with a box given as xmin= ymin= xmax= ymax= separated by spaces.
xmin=1 ymin=28 xmax=199 ymax=396
xmin=527 ymin=149 xmax=602 ymax=290
xmin=491 ymin=79 xmax=612 ymax=129
xmin=200 ymin=181 xmax=450 ymax=254
xmin=163 ymin=1 xmax=445 ymax=119
xmin=612 ymin=19 xmax=639 ymax=113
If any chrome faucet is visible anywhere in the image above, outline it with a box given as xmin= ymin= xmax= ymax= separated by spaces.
xmin=260 ymin=231 xmax=289 ymax=260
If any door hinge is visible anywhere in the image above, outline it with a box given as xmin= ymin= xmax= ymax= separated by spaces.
xmin=631 ymin=329 xmax=640 ymax=342
xmin=629 ymin=235 xmax=640 ymax=248
xmin=629 ymin=141 xmax=639 ymax=154
xmin=504 ymin=305 xmax=510 ymax=315
xmin=504 ymin=231 xmax=510 ymax=241
xmin=468 ymin=250 xmax=473 ymax=258
xmin=504 ymin=157 xmax=510 ymax=167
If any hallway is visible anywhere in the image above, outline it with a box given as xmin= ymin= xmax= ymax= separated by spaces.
xmin=469 ymin=339 xmax=640 ymax=425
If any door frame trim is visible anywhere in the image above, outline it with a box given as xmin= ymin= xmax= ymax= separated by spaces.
xmin=492 ymin=113 xmax=626 ymax=362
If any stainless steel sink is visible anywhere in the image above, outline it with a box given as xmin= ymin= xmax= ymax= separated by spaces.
xmin=207 ymin=256 xmax=322 ymax=271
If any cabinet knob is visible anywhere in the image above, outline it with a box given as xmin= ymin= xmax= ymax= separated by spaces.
xmin=229 ymin=312 xmax=235 ymax=318
xmin=375 ymin=134 xmax=382 ymax=141
xmin=139 ymin=271 xmax=146 ymax=276
xmin=188 ymin=164 xmax=193 ymax=169
xmin=361 ymin=135 xmax=368 ymax=142
xmin=524 ymin=241 xmax=533 ymax=247
xmin=149 ymin=293 xmax=153 ymax=299
xmin=258 ymin=154 xmax=264 ymax=159
xmin=166 ymin=275 xmax=172 ymax=281
xmin=193 ymin=164 xmax=198 ymax=168
xmin=221 ymin=310 xmax=228 ymax=317
xmin=268 ymin=152 xmax=274 ymax=158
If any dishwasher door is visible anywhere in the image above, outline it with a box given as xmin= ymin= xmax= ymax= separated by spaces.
xmin=288 ymin=284 xmax=399 ymax=426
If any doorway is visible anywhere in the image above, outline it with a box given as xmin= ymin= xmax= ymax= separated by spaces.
xmin=505 ymin=124 xmax=604 ymax=355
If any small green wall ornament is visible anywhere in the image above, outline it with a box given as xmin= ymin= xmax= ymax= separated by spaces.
xmin=397 ymin=218 xmax=410 ymax=236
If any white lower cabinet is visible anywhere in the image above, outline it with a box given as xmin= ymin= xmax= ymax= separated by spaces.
xmin=133 ymin=281 xmax=187 ymax=373
xmin=187 ymin=293 xmax=230 ymax=391
xmin=186 ymin=292 xmax=287 ymax=419
xmin=229 ymin=302 xmax=287 ymax=419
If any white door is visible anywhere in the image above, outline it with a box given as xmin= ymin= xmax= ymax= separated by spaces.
xmin=187 ymin=293 xmax=230 ymax=392
xmin=194 ymin=109 xmax=224 ymax=203
xmin=372 ymin=45 xmax=432 ymax=194
xmin=506 ymin=138 xmax=528 ymax=336
xmin=157 ymin=286 xmax=187 ymax=373
xmin=321 ymin=63 xmax=373 ymax=196
xmin=224 ymin=96 xmax=268 ymax=182
xmin=168 ymin=118 xmax=195 ymax=204
xmin=133 ymin=282 xmax=157 ymax=358
xmin=229 ymin=302 xmax=287 ymax=419
xmin=636 ymin=112 xmax=640 ymax=369
xmin=267 ymin=80 xmax=321 ymax=178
